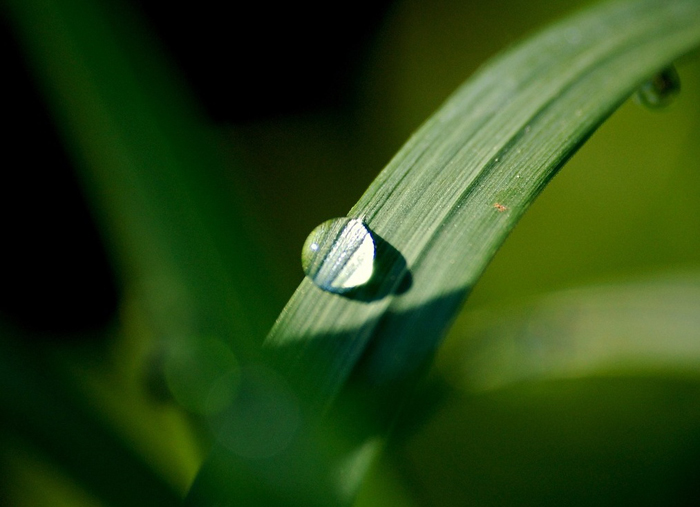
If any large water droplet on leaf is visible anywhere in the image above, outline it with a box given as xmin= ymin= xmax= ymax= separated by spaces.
xmin=301 ymin=217 xmax=375 ymax=294
xmin=635 ymin=65 xmax=680 ymax=109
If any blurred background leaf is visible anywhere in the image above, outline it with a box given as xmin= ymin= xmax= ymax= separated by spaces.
xmin=440 ymin=273 xmax=700 ymax=392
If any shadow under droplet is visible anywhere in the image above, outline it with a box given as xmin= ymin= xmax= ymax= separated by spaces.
xmin=342 ymin=229 xmax=412 ymax=302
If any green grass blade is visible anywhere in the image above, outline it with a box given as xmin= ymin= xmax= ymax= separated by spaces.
xmin=187 ymin=1 xmax=700 ymax=505
xmin=436 ymin=273 xmax=700 ymax=392
xmin=266 ymin=0 xmax=700 ymax=407
xmin=4 ymin=0 xmax=280 ymax=353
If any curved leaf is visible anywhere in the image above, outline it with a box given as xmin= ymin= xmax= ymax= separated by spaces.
xmin=190 ymin=0 xmax=700 ymax=505
xmin=267 ymin=0 xmax=700 ymax=409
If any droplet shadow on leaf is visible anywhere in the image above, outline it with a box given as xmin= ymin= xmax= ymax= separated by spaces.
xmin=342 ymin=229 xmax=412 ymax=302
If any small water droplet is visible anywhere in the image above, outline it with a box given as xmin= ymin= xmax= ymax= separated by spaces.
xmin=635 ymin=66 xmax=680 ymax=109
xmin=302 ymin=217 xmax=375 ymax=294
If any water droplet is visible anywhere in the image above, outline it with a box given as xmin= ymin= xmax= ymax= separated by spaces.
xmin=635 ymin=66 xmax=680 ymax=109
xmin=302 ymin=217 xmax=375 ymax=294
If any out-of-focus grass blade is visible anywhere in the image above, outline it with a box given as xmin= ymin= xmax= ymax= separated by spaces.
xmin=4 ymin=0 xmax=283 ymax=502
xmin=267 ymin=0 xmax=700 ymax=407
xmin=3 ymin=0 xmax=280 ymax=353
xmin=397 ymin=276 xmax=700 ymax=506
xmin=436 ymin=273 xmax=700 ymax=392
xmin=0 ymin=330 xmax=181 ymax=507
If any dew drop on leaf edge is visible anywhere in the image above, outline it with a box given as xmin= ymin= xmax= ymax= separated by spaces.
xmin=301 ymin=217 xmax=375 ymax=294
xmin=635 ymin=65 xmax=681 ymax=109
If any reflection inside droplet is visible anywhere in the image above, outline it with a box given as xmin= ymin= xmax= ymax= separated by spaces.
xmin=635 ymin=65 xmax=680 ymax=109
xmin=301 ymin=217 xmax=375 ymax=294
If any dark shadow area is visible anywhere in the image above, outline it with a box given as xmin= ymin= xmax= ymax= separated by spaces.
xmin=267 ymin=287 xmax=470 ymax=423
xmin=0 ymin=21 xmax=120 ymax=337
xmin=0 ymin=330 xmax=181 ymax=506
xmin=131 ymin=0 xmax=396 ymax=122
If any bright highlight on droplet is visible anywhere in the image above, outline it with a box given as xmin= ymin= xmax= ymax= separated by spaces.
xmin=635 ymin=65 xmax=680 ymax=109
xmin=301 ymin=217 xmax=375 ymax=294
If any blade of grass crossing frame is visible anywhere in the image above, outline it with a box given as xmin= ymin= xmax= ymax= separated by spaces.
xmin=267 ymin=0 xmax=700 ymax=407
xmin=189 ymin=2 xmax=700 ymax=506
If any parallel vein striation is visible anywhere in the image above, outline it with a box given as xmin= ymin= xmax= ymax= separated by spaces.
xmin=266 ymin=0 xmax=700 ymax=405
